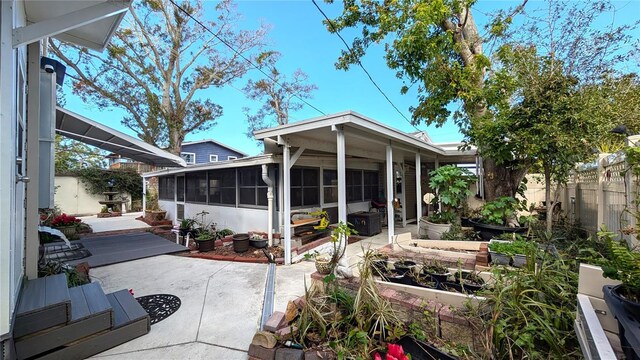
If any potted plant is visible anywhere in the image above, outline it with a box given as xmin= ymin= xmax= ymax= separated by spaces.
xmin=488 ymin=238 xmax=537 ymax=267
xmin=421 ymin=260 xmax=451 ymax=282
xmin=248 ymin=233 xmax=267 ymax=248
xmin=472 ymin=197 xmax=528 ymax=241
xmin=600 ymin=232 xmax=640 ymax=320
xmin=314 ymin=253 xmax=333 ymax=274
xmin=393 ymin=258 xmax=417 ymax=275
xmin=409 ymin=272 xmax=439 ymax=289
xmin=195 ymin=229 xmax=216 ymax=252
xmin=370 ymin=252 xmax=389 ymax=276
xmin=144 ymin=190 xmax=166 ymax=221
xmin=179 ymin=218 xmax=195 ymax=236
xmin=454 ymin=269 xmax=485 ymax=293
xmin=51 ymin=213 xmax=82 ymax=239
xmin=420 ymin=165 xmax=476 ymax=239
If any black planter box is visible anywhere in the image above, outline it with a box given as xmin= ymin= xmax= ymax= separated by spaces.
xmin=347 ymin=212 xmax=381 ymax=236
xmin=470 ymin=219 xmax=527 ymax=241
xmin=396 ymin=336 xmax=457 ymax=360
xmin=603 ymin=285 xmax=640 ymax=360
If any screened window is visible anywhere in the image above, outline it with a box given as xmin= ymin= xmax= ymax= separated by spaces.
xmin=238 ymin=167 xmax=268 ymax=207
xmin=186 ymin=171 xmax=207 ymax=203
xmin=363 ymin=171 xmax=380 ymax=201
xmin=209 ymin=155 xmax=218 ymax=162
xmin=291 ymin=168 xmax=319 ymax=207
xmin=208 ymin=168 xmax=236 ymax=205
xmin=346 ymin=169 xmax=363 ymax=202
xmin=158 ymin=176 xmax=175 ymax=200
xmin=176 ymin=176 xmax=185 ymax=202
xmin=227 ymin=156 xmax=237 ymax=160
xmin=323 ymin=169 xmax=338 ymax=204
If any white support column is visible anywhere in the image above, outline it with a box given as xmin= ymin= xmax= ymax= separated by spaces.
xmin=142 ymin=177 xmax=147 ymax=212
xmin=283 ymin=141 xmax=292 ymax=265
xmin=435 ymin=156 xmax=441 ymax=212
xmin=415 ymin=153 xmax=422 ymax=220
xmin=386 ymin=145 xmax=394 ymax=244
xmin=335 ymin=126 xmax=350 ymax=270
xmin=400 ymin=163 xmax=406 ymax=228
xmin=336 ymin=128 xmax=347 ymax=223
xmin=24 ymin=42 xmax=40 ymax=279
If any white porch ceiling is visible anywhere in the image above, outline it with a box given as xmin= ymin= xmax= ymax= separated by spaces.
xmin=18 ymin=0 xmax=131 ymax=51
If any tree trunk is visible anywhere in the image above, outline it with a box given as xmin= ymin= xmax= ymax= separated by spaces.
xmin=483 ymin=158 xmax=529 ymax=200
xmin=545 ymin=166 xmax=553 ymax=232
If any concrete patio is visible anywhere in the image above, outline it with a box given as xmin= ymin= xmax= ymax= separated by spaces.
xmin=80 ymin=211 xmax=150 ymax=233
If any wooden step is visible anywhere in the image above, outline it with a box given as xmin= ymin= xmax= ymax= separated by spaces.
xmin=14 ymin=274 xmax=70 ymax=338
xmin=36 ymin=290 xmax=150 ymax=360
xmin=14 ymin=283 xmax=113 ymax=359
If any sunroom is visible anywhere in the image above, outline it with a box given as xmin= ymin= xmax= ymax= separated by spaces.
xmin=144 ymin=111 xmax=478 ymax=264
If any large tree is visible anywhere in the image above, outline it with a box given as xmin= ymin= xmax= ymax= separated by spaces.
xmin=325 ymin=0 xmax=637 ymax=200
xmin=243 ymin=51 xmax=317 ymax=136
xmin=55 ymin=135 xmax=106 ymax=173
xmin=50 ymin=0 xmax=268 ymax=154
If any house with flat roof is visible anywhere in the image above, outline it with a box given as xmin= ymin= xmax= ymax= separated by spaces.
xmin=143 ymin=111 xmax=478 ymax=265
xmin=180 ymin=139 xmax=248 ymax=165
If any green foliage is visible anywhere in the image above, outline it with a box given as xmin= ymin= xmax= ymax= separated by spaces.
xmin=55 ymin=135 xmax=106 ymax=173
xmin=480 ymin=197 xmax=520 ymax=225
xmin=488 ymin=239 xmax=537 ymax=256
xmin=428 ymin=165 xmax=476 ymax=223
xmin=472 ymin=256 xmax=580 ymax=359
xmin=598 ymin=230 xmax=640 ymax=292
xmin=294 ymin=250 xmax=405 ymax=358
xmin=68 ymin=167 xmax=143 ymax=200
xmin=325 ymin=0 xmax=637 ymax=201
xmin=38 ymin=261 xmax=90 ymax=288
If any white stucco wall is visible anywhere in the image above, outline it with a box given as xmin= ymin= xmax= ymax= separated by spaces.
xmin=55 ymin=175 xmax=131 ymax=216
xmin=159 ymin=200 xmax=269 ymax=233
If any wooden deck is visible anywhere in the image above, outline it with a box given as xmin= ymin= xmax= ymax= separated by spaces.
xmin=13 ymin=275 xmax=150 ymax=359
xmin=61 ymin=232 xmax=187 ymax=268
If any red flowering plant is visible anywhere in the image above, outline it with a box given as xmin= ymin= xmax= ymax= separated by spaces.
xmin=374 ymin=343 xmax=410 ymax=360
xmin=51 ymin=213 xmax=81 ymax=228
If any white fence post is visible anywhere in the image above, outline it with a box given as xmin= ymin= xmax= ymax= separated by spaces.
xmin=597 ymin=154 xmax=607 ymax=231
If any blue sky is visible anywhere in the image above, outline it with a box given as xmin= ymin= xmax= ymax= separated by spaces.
xmin=61 ymin=0 xmax=640 ymax=156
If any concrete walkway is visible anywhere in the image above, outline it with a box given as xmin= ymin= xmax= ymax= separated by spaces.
xmin=80 ymin=211 xmax=150 ymax=233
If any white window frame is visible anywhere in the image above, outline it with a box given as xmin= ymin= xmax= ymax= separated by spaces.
xmin=209 ymin=154 xmax=218 ymax=162
xmin=227 ymin=155 xmax=238 ymax=160
xmin=180 ymin=152 xmax=196 ymax=164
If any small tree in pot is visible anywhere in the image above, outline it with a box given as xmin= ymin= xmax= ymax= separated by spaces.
xmin=473 ymin=197 xmax=528 ymax=241
xmin=421 ymin=165 xmax=475 ymax=239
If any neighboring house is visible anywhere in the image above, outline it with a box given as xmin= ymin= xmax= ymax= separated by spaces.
xmin=144 ymin=111 xmax=478 ymax=265
xmin=106 ymin=153 xmax=159 ymax=173
xmin=180 ymin=139 xmax=248 ymax=165
xmin=0 ymin=1 xmax=184 ymax=354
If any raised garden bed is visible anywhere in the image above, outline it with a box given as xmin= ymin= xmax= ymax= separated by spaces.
xmin=186 ymin=238 xmax=284 ymax=264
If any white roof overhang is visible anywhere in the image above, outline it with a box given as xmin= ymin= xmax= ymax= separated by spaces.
xmin=142 ymin=154 xmax=278 ymax=178
xmin=14 ymin=0 xmax=131 ymax=51
xmin=254 ymin=111 xmax=476 ymax=162
xmin=56 ymin=107 xmax=186 ymax=168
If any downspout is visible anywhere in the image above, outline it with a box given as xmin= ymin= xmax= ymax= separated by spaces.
xmin=261 ymin=164 xmax=274 ymax=246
